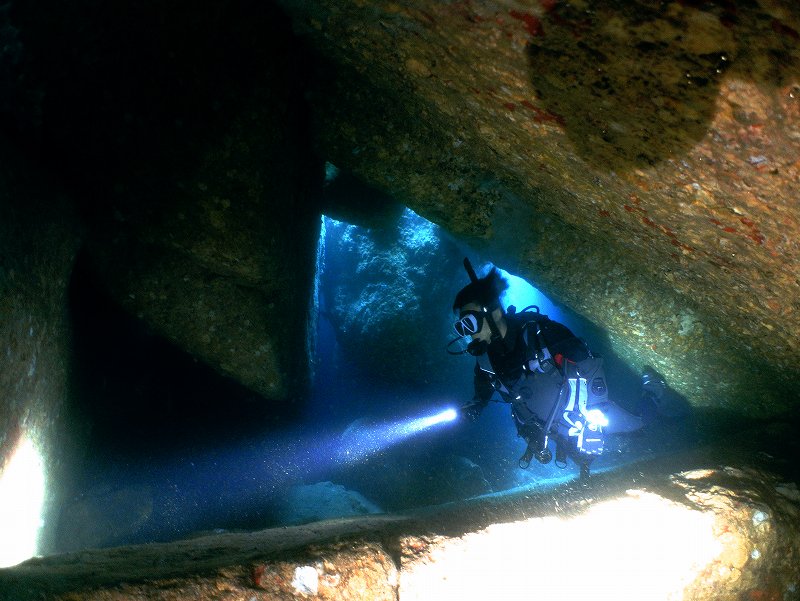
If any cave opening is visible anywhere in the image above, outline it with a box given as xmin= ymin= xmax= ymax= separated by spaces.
xmin=50 ymin=197 xmax=659 ymax=556
xmin=36 ymin=166 xmax=707 ymax=561
xmin=308 ymin=190 xmax=691 ymax=515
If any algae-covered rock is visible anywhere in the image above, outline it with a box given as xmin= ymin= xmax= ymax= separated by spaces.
xmin=274 ymin=481 xmax=382 ymax=526
xmin=323 ymin=207 xmax=465 ymax=385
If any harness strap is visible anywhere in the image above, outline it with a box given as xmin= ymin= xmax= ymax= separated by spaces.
xmin=474 ymin=355 xmax=512 ymax=397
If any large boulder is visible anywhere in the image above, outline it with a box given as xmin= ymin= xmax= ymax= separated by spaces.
xmin=280 ymin=0 xmax=800 ymax=416
xmin=4 ymin=0 xmax=324 ymax=402
xmin=55 ymin=484 xmax=153 ymax=553
xmin=274 ymin=481 xmax=382 ymax=526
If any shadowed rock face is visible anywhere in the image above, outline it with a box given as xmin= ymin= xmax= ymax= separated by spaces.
xmin=1 ymin=0 xmax=323 ymax=565
xmin=3 ymin=0 xmax=324 ymax=401
xmin=280 ymin=0 xmax=800 ymax=415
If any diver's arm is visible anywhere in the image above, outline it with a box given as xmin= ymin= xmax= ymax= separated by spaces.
xmin=460 ymin=363 xmax=494 ymax=421
xmin=473 ymin=363 xmax=496 ymax=402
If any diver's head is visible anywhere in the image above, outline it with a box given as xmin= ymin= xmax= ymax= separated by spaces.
xmin=451 ymin=266 xmax=509 ymax=354
xmin=452 ymin=265 xmax=508 ymax=312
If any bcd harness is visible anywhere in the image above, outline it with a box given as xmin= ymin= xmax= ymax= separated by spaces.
xmin=474 ymin=307 xmax=607 ymax=459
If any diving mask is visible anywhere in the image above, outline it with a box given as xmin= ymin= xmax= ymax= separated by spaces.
xmin=453 ymin=310 xmax=485 ymax=337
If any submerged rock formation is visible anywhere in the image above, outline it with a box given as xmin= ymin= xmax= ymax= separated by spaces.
xmin=1 ymin=0 xmax=322 ymax=566
xmin=3 ymin=419 xmax=799 ymax=600
xmin=274 ymin=481 xmax=382 ymax=526
xmin=280 ymin=0 xmax=800 ymax=415
xmin=2 ymin=0 xmax=800 ymax=590
xmin=0 ymin=141 xmax=83 ymax=563
xmin=4 ymin=0 xmax=323 ymax=402
xmin=322 ymin=205 xmax=465 ymax=385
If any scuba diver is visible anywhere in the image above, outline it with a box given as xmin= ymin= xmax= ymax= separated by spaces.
xmin=448 ymin=258 xmax=665 ymax=479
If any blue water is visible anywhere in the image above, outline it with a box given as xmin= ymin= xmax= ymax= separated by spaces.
xmin=53 ymin=213 xmax=694 ymax=556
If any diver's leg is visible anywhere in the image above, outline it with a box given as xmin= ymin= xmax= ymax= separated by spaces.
xmin=513 ymin=408 xmax=552 ymax=468
xmin=513 ymin=370 xmax=564 ymax=468
xmin=518 ymin=422 xmax=554 ymax=467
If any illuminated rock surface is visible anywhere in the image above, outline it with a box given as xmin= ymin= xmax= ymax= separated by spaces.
xmin=0 ymin=142 xmax=84 ymax=565
xmin=322 ymin=207 xmax=464 ymax=385
xmin=2 ymin=422 xmax=799 ymax=600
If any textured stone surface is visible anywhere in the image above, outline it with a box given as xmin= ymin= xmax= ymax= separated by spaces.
xmin=399 ymin=471 xmax=800 ymax=601
xmin=85 ymin=229 xmax=303 ymax=401
xmin=73 ymin=20 xmax=324 ymax=401
xmin=323 ymin=207 xmax=465 ymax=385
xmin=3 ymin=0 xmax=324 ymax=402
xmin=3 ymin=421 xmax=799 ymax=601
xmin=274 ymin=481 xmax=383 ymax=526
xmin=280 ymin=0 xmax=800 ymax=415
xmin=55 ymin=485 xmax=154 ymax=553
xmin=671 ymin=466 xmax=800 ymax=599
xmin=4 ymin=0 xmax=797 ymax=413
xmin=0 ymin=139 xmax=84 ymax=559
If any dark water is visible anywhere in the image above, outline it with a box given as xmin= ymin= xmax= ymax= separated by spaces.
xmin=56 ymin=243 xmax=707 ymax=556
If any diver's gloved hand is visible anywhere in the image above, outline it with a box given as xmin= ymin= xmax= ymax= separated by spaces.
xmin=473 ymin=367 xmax=495 ymax=401
xmin=460 ymin=398 xmax=487 ymax=422
xmin=641 ymin=368 xmax=666 ymax=401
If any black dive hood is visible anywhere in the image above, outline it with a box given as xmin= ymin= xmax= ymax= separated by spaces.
xmin=446 ymin=257 xmax=508 ymax=356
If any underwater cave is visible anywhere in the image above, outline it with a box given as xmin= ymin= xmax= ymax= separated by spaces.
xmin=2 ymin=0 xmax=800 ymax=599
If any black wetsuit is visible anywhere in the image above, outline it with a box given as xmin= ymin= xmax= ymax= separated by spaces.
xmin=482 ymin=312 xmax=588 ymax=383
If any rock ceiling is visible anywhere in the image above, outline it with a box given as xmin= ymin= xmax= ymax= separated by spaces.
xmin=3 ymin=0 xmax=798 ymax=415
xmin=278 ymin=0 xmax=800 ymax=414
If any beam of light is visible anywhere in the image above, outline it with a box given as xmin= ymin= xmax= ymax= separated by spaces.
xmin=400 ymin=490 xmax=723 ymax=600
xmin=120 ymin=406 xmax=461 ymax=536
xmin=335 ymin=407 xmax=459 ymax=465
xmin=0 ymin=436 xmax=46 ymax=568
xmin=407 ymin=408 xmax=458 ymax=430
xmin=89 ymin=405 xmax=461 ymax=540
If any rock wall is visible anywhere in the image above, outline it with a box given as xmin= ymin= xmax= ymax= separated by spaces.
xmin=80 ymin=84 xmax=323 ymax=400
xmin=281 ymin=0 xmax=800 ymax=416
xmin=322 ymin=206 xmax=465 ymax=386
xmin=4 ymin=0 xmax=325 ymax=402
xmin=1 ymin=0 xmax=326 ymax=564
xmin=0 ymin=140 xmax=83 ymax=563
